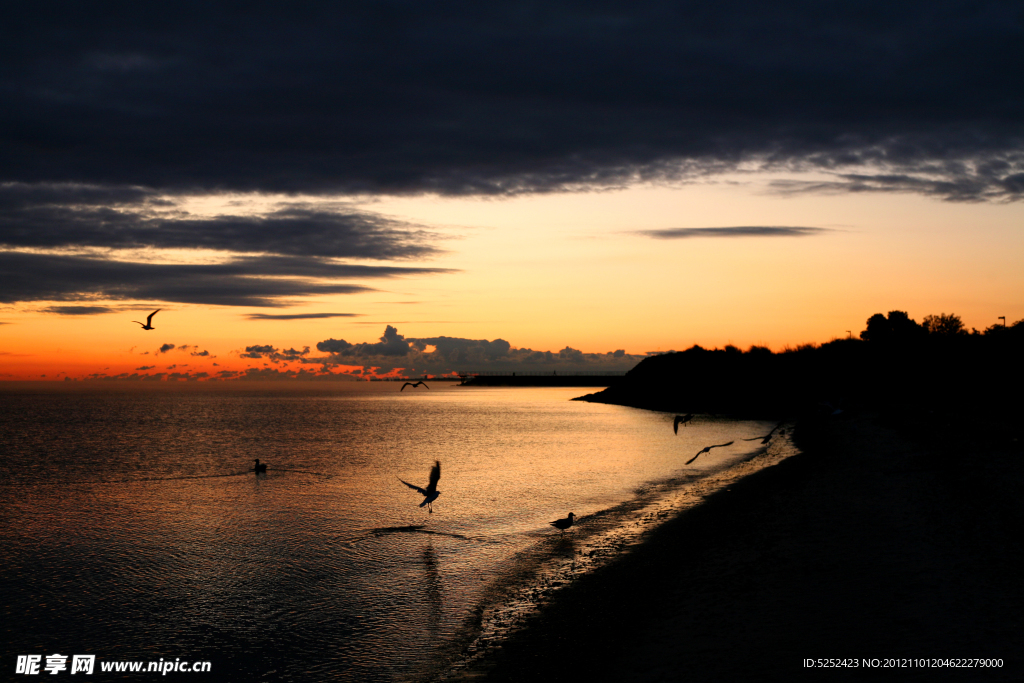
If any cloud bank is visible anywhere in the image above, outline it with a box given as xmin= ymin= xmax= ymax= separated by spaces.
xmin=3 ymin=2 xmax=1022 ymax=201
xmin=0 ymin=252 xmax=453 ymax=306
xmin=246 ymin=312 xmax=361 ymax=321
xmin=0 ymin=181 xmax=455 ymax=306
xmin=637 ymin=227 xmax=830 ymax=239
xmin=3 ymin=2 xmax=1021 ymax=309
xmin=310 ymin=326 xmax=646 ymax=376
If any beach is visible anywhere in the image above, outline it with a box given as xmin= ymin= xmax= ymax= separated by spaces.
xmin=444 ymin=413 xmax=1022 ymax=681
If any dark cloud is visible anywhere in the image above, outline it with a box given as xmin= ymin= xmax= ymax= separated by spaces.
xmin=278 ymin=347 xmax=310 ymax=360
xmin=0 ymin=184 xmax=452 ymax=307
xmin=410 ymin=335 xmax=512 ymax=360
xmin=85 ymin=372 xmax=167 ymax=381
xmin=230 ymin=367 xmax=357 ymax=381
xmin=168 ymin=344 xmax=213 ymax=357
xmin=0 ymin=185 xmax=444 ymax=259
xmin=158 ymin=344 xmax=175 ymax=354
xmin=637 ymin=226 xmax=829 ymax=239
xmin=769 ymin=168 xmax=1024 ymax=202
xmin=2 ymin=2 xmax=1022 ymax=201
xmin=317 ymin=325 xmax=412 ymax=357
xmin=41 ymin=305 xmax=116 ymax=315
xmin=246 ymin=312 xmax=361 ymax=320
xmin=241 ymin=344 xmax=277 ymax=359
xmin=84 ymin=370 xmax=211 ymax=381
xmin=312 ymin=326 xmax=645 ymax=375
xmin=241 ymin=344 xmax=312 ymax=362
xmin=0 ymin=252 xmax=453 ymax=306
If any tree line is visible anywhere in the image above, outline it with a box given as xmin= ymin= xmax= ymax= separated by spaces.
xmin=579 ymin=311 xmax=1023 ymax=419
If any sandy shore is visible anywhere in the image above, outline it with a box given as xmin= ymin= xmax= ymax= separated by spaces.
xmin=444 ymin=413 xmax=1022 ymax=681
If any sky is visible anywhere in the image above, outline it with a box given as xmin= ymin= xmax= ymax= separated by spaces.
xmin=1 ymin=1 xmax=1022 ymax=381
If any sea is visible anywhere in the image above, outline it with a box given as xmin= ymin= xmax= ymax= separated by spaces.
xmin=1 ymin=382 xmax=790 ymax=681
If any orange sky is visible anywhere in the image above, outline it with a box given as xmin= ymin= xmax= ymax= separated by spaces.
xmin=2 ymin=173 xmax=1021 ymax=381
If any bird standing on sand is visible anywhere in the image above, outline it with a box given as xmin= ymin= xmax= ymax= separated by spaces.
xmin=399 ymin=460 xmax=442 ymax=513
xmin=673 ymin=414 xmax=694 ymax=434
xmin=253 ymin=458 xmax=267 ymax=473
xmin=686 ymin=441 xmax=734 ymax=465
xmin=132 ymin=309 xmax=160 ymax=330
xmin=401 ymin=381 xmax=430 ymax=391
xmin=550 ymin=512 xmax=575 ymax=534
xmin=743 ymin=422 xmax=783 ymax=445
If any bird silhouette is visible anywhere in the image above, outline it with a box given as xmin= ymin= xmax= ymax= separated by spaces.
xmin=399 ymin=460 xmax=442 ymax=513
xmin=743 ymin=422 xmax=784 ymax=445
xmin=686 ymin=441 xmax=734 ymax=465
xmin=550 ymin=512 xmax=575 ymax=534
xmin=253 ymin=458 xmax=267 ymax=473
xmin=132 ymin=309 xmax=160 ymax=330
xmin=401 ymin=381 xmax=430 ymax=391
xmin=673 ymin=414 xmax=694 ymax=434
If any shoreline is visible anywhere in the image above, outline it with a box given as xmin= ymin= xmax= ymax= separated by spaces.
xmin=441 ymin=413 xmax=1022 ymax=681
xmin=429 ymin=422 xmax=800 ymax=681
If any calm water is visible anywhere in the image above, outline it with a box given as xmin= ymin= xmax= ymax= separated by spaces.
xmin=1 ymin=382 xmax=775 ymax=681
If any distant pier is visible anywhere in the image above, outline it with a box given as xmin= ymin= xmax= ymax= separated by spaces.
xmin=457 ymin=371 xmax=626 ymax=387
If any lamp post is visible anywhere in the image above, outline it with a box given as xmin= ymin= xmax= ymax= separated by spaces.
xmin=999 ymin=316 xmax=1006 ymax=328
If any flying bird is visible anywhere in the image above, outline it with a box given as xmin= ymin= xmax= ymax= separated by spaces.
xmin=550 ymin=512 xmax=575 ymax=534
xmin=673 ymin=414 xmax=694 ymax=434
xmin=399 ymin=460 xmax=442 ymax=513
xmin=132 ymin=309 xmax=161 ymax=330
xmin=401 ymin=381 xmax=430 ymax=391
xmin=743 ymin=422 xmax=784 ymax=445
xmin=686 ymin=441 xmax=734 ymax=465
xmin=253 ymin=458 xmax=267 ymax=473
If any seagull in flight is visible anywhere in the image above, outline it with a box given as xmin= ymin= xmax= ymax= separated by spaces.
xmin=686 ymin=441 xmax=734 ymax=465
xmin=132 ymin=309 xmax=160 ymax=330
xmin=743 ymin=422 xmax=784 ymax=445
xmin=253 ymin=458 xmax=267 ymax=473
xmin=401 ymin=381 xmax=430 ymax=391
xmin=399 ymin=460 xmax=442 ymax=513
xmin=550 ymin=512 xmax=575 ymax=534
xmin=673 ymin=414 xmax=694 ymax=434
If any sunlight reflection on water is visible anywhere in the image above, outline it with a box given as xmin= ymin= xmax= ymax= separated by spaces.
xmin=1 ymin=383 xmax=780 ymax=682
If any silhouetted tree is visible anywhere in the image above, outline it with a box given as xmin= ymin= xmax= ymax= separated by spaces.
xmin=585 ymin=308 xmax=1022 ymax=419
xmin=922 ymin=313 xmax=966 ymax=336
xmin=860 ymin=310 xmax=924 ymax=343
xmin=887 ymin=310 xmax=922 ymax=338
xmin=860 ymin=313 xmax=888 ymax=342
xmin=985 ymin=317 xmax=1024 ymax=335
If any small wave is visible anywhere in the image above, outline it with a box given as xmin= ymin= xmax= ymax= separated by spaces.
xmin=0 ymin=467 xmax=335 ymax=487
xmin=124 ymin=471 xmax=252 ymax=483
xmin=264 ymin=467 xmax=334 ymax=478
xmin=339 ymin=525 xmax=490 ymax=552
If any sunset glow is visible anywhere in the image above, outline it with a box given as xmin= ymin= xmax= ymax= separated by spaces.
xmin=3 ymin=177 xmax=1020 ymax=381
xmin=2 ymin=5 xmax=1021 ymax=381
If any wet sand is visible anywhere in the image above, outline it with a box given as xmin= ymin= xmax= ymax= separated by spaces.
xmin=444 ymin=414 xmax=1022 ymax=681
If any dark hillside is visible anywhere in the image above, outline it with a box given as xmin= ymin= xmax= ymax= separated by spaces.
xmin=578 ymin=312 xmax=1024 ymax=421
